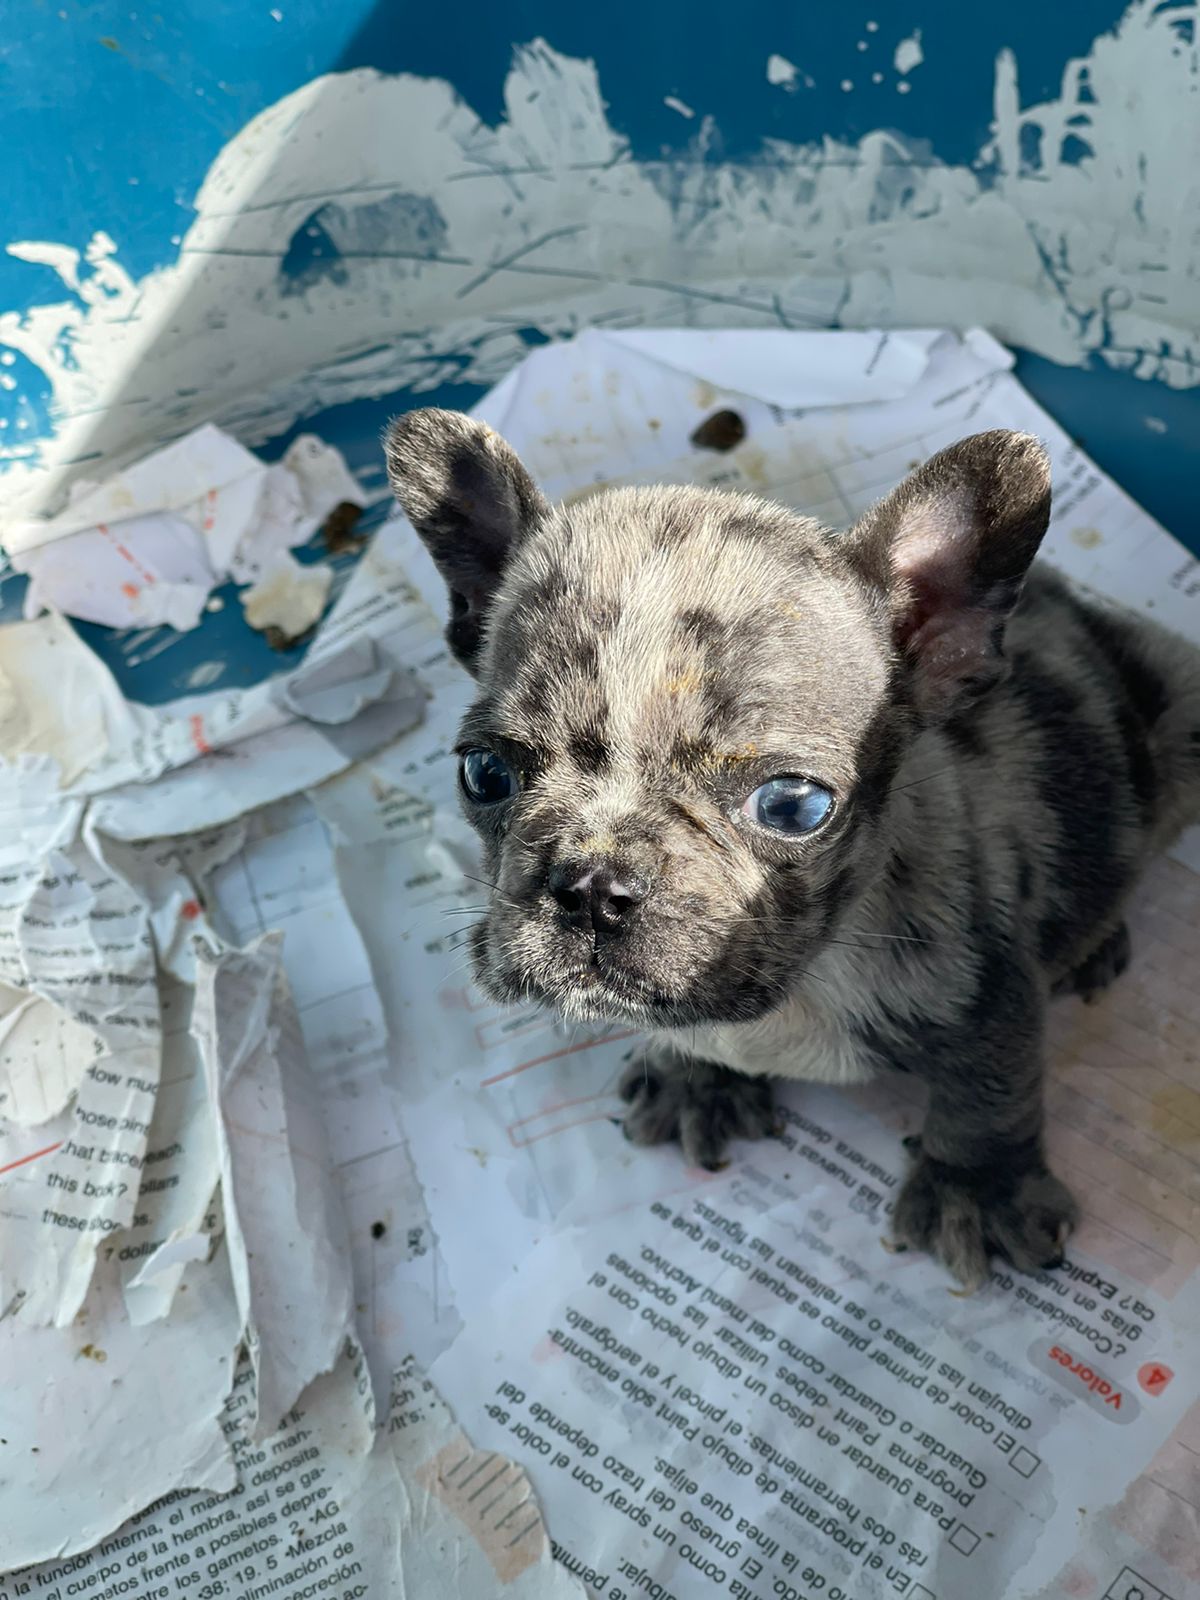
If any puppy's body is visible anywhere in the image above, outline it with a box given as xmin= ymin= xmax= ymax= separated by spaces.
xmin=387 ymin=412 xmax=1200 ymax=1286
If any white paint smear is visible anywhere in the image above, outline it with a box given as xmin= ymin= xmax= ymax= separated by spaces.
xmin=662 ymin=94 xmax=695 ymax=118
xmin=894 ymin=28 xmax=924 ymax=74
xmin=2 ymin=1 xmax=1199 ymax=526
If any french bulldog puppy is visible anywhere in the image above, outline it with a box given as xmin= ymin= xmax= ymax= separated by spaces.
xmin=386 ymin=410 xmax=1200 ymax=1288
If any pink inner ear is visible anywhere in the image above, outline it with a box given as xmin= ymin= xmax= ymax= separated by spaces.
xmin=890 ymin=497 xmax=977 ymax=635
xmin=851 ymin=433 xmax=1050 ymax=717
xmin=907 ymin=607 xmax=999 ymax=704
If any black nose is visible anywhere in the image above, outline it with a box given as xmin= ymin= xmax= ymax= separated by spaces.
xmin=548 ymin=862 xmax=647 ymax=935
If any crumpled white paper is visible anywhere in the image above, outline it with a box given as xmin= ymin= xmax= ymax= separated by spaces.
xmin=5 ymin=424 xmax=363 ymax=631
xmin=0 ymin=1244 xmax=241 ymax=1573
xmin=192 ymin=932 xmax=357 ymax=1439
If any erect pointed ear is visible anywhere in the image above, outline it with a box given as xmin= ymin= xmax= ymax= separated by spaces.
xmin=842 ymin=430 xmax=1052 ymax=717
xmin=385 ymin=408 xmax=550 ymax=672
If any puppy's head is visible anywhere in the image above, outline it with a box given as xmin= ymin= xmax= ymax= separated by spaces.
xmin=386 ymin=410 xmax=1050 ymax=1027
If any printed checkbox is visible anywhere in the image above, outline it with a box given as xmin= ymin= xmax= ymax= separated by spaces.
xmin=1010 ymin=1446 xmax=1042 ymax=1479
xmin=950 ymin=1524 xmax=981 ymax=1557
xmin=912 ymin=1587 xmax=936 ymax=1600
xmin=1103 ymin=1564 xmax=1173 ymax=1600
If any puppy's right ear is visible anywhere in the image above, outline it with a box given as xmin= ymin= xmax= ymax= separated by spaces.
xmin=385 ymin=408 xmax=549 ymax=672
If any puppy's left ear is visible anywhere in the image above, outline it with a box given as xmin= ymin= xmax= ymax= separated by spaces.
xmin=385 ymin=408 xmax=550 ymax=672
xmin=843 ymin=430 xmax=1051 ymax=717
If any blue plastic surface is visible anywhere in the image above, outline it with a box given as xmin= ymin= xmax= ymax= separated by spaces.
xmin=1 ymin=1 xmax=1196 ymax=704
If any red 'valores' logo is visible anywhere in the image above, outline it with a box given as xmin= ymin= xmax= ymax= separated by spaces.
xmin=1049 ymin=1345 xmax=1124 ymax=1410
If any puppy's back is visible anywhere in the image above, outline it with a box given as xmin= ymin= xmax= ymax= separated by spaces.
xmin=953 ymin=566 xmax=1200 ymax=980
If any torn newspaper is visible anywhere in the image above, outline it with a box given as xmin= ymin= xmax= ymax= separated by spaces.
xmin=0 ymin=1344 xmax=582 ymax=1598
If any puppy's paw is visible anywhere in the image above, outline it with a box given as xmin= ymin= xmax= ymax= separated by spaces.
xmin=1052 ymin=921 xmax=1131 ymax=1004
xmin=890 ymin=1149 xmax=1078 ymax=1290
xmin=618 ymin=1055 xmax=778 ymax=1171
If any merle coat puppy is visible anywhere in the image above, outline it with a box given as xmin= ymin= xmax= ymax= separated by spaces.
xmin=386 ymin=411 xmax=1200 ymax=1288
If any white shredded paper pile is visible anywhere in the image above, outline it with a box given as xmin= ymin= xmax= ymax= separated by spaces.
xmin=0 ymin=329 xmax=1198 ymax=1600
xmin=4 ymin=425 xmax=363 ymax=636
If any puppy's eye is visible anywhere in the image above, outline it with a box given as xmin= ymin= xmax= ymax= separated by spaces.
xmin=741 ymin=776 xmax=833 ymax=835
xmin=460 ymin=749 xmax=519 ymax=804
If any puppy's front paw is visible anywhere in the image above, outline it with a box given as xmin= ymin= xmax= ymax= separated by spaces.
xmin=618 ymin=1055 xmax=778 ymax=1171
xmin=890 ymin=1148 xmax=1078 ymax=1290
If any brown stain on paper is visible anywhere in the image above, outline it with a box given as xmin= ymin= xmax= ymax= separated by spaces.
xmin=1150 ymin=1083 xmax=1200 ymax=1143
xmin=415 ymin=1431 xmax=546 ymax=1583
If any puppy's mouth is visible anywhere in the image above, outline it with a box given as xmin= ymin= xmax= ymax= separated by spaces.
xmin=471 ymin=918 xmax=781 ymax=1029
xmin=499 ymin=952 xmax=685 ymax=1027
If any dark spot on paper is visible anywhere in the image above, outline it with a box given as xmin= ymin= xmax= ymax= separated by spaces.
xmin=691 ymin=410 xmax=746 ymax=452
xmin=371 ymin=1220 xmax=387 ymax=1240
xmin=263 ymin=622 xmax=317 ymax=652
xmin=322 ymin=500 xmax=365 ymax=555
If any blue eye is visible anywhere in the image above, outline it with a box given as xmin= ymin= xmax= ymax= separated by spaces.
xmin=742 ymin=777 xmax=833 ymax=835
xmin=460 ymin=749 xmax=519 ymax=804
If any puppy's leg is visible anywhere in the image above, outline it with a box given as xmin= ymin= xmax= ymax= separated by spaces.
xmin=891 ymin=972 xmax=1077 ymax=1289
xmin=1051 ymin=920 xmax=1131 ymax=1003
xmin=619 ymin=1048 xmax=779 ymax=1171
